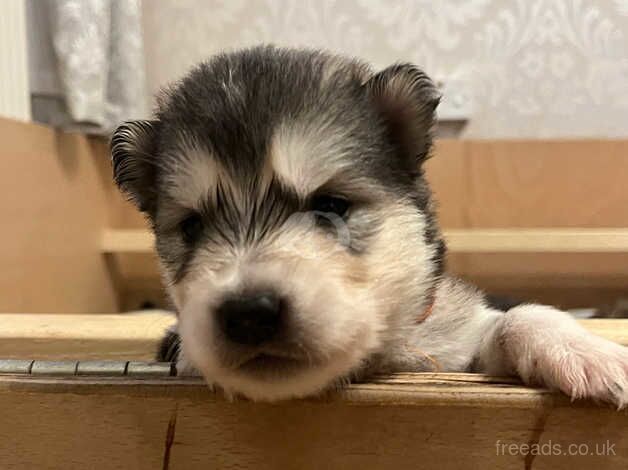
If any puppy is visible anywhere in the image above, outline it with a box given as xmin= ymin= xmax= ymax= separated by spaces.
xmin=111 ymin=46 xmax=628 ymax=405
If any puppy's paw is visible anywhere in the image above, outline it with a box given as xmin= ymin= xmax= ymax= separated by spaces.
xmin=156 ymin=327 xmax=205 ymax=379
xmin=175 ymin=355 xmax=201 ymax=376
xmin=157 ymin=325 xmax=182 ymax=362
xmin=502 ymin=305 xmax=628 ymax=409
xmin=534 ymin=336 xmax=628 ymax=409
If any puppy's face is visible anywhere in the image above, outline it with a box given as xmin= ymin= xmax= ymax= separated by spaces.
xmin=112 ymin=47 xmax=443 ymax=401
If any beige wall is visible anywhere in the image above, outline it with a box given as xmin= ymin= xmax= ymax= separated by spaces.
xmin=141 ymin=0 xmax=628 ymax=139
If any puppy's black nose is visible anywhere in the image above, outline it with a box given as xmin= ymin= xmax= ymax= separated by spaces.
xmin=217 ymin=292 xmax=283 ymax=346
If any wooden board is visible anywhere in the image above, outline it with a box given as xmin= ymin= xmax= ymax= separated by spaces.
xmin=0 ymin=373 xmax=626 ymax=470
xmin=0 ymin=117 xmax=118 ymax=313
xmin=102 ymin=228 xmax=628 ymax=254
xmin=446 ymin=229 xmax=628 ymax=253
xmin=0 ymin=312 xmax=625 ymax=359
xmin=0 ymin=312 xmax=176 ymax=360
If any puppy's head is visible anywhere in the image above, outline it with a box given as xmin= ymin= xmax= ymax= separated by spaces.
xmin=111 ymin=46 xmax=444 ymax=401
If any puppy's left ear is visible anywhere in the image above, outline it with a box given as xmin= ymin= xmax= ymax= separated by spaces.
xmin=365 ymin=64 xmax=440 ymax=169
xmin=110 ymin=120 xmax=159 ymax=215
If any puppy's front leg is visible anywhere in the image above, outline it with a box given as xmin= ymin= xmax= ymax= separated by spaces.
xmin=157 ymin=325 xmax=201 ymax=377
xmin=477 ymin=304 xmax=628 ymax=408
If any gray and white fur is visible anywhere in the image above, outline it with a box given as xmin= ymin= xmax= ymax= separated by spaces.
xmin=112 ymin=46 xmax=628 ymax=405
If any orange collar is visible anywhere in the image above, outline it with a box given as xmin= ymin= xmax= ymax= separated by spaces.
xmin=416 ymin=299 xmax=435 ymax=324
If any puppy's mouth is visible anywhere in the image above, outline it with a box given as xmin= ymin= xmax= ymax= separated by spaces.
xmin=239 ymin=353 xmax=303 ymax=371
xmin=232 ymin=349 xmax=314 ymax=379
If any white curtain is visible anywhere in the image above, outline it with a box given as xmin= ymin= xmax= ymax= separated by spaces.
xmin=28 ymin=0 xmax=146 ymax=133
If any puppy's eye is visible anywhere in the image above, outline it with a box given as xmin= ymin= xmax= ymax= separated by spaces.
xmin=180 ymin=213 xmax=203 ymax=243
xmin=311 ymin=195 xmax=350 ymax=217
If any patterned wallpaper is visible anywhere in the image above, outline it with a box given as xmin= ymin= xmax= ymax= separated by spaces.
xmin=142 ymin=0 xmax=628 ymax=138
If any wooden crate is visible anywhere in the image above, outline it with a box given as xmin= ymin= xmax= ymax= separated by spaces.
xmin=0 ymin=312 xmax=627 ymax=470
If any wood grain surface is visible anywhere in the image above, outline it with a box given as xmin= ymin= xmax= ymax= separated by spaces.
xmin=0 ymin=118 xmax=118 ymax=312
xmin=0 ymin=373 xmax=625 ymax=470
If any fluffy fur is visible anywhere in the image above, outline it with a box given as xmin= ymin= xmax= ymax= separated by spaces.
xmin=111 ymin=46 xmax=628 ymax=406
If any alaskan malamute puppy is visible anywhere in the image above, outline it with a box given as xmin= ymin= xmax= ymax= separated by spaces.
xmin=112 ymin=46 xmax=628 ymax=405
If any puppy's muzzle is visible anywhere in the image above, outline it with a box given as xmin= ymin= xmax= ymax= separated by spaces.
xmin=216 ymin=291 xmax=284 ymax=346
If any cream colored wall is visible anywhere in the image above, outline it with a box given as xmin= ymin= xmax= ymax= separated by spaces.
xmin=141 ymin=0 xmax=628 ymax=138
xmin=0 ymin=0 xmax=30 ymax=121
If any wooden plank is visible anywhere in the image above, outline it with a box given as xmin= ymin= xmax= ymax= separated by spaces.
xmin=470 ymin=284 xmax=628 ymax=312
xmin=0 ymin=376 xmax=174 ymax=470
xmin=574 ymin=319 xmax=628 ymax=346
xmin=451 ymin=251 xmax=628 ymax=309
xmin=0 ymin=374 xmax=625 ymax=469
xmin=0 ymin=312 xmax=176 ymax=360
xmin=445 ymin=229 xmax=628 ymax=253
xmin=0 ymin=313 xmax=625 ymax=360
xmin=102 ymin=229 xmax=155 ymax=253
xmin=102 ymin=228 xmax=628 ymax=254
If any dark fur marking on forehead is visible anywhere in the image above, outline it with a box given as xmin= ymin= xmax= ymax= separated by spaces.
xmin=155 ymin=46 xmax=375 ymax=182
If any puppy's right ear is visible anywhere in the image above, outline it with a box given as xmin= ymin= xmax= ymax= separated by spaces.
xmin=365 ymin=64 xmax=440 ymax=171
xmin=111 ymin=120 xmax=159 ymax=214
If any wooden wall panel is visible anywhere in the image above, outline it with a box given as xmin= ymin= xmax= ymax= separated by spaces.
xmin=464 ymin=140 xmax=628 ymax=228
xmin=451 ymin=252 xmax=628 ymax=284
xmin=425 ymin=139 xmax=468 ymax=228
xmin=0 ymin=118 xmax=118 ymax=312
